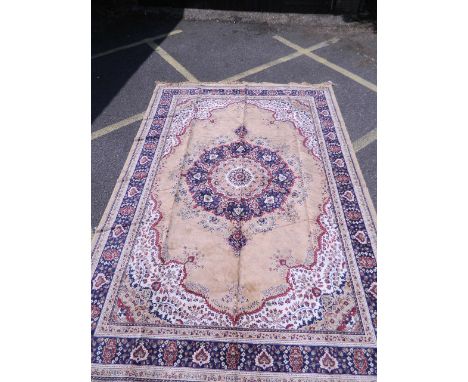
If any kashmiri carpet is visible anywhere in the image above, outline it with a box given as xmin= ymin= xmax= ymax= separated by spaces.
xmin=91 ymin=82 xmax=377 ymax=381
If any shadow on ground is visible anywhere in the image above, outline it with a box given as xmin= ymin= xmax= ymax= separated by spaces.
xmin=92 ymin=1 xmax=183 ymax=122
xmin=92 ymin=0 xmax=376 ymax=122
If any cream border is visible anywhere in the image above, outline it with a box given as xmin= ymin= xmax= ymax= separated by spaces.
xmin=92 ymin=364 xmax=377 ymax=382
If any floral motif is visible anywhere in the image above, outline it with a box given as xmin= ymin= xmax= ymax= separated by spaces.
xmin=353 ymin=349 xmax=368 ymax=374
xmin=354 ymin=230 xmax=368 ymax=244
xmin=225 ymin=344 xmax=241 ymax=370
xmin=130 ymin=343 xmax=149 ymax=362
xmin=102 ymin=338 xmax=117 ymax=364
xmin=228 ymin=228 xmax=247 ymax=255
xmin=234 ymin=125 xmax=248 ymax=138
xmin=192 ymin=345 xmax=211 ymax=366
xmin=226 ymin=167 xmax=253 ymax=187
xmin=163 ymin=341 xmax=178 ymax=366
xmin=101 ymin=248 xmax=118 ymax=261
xmin=112 ymin=224 xmax=124 ymax=238
xmin=114 ymin=298 xmax=134 ymax=323
xmin=319 ymin=349 xmax=339 ymax=372
xmin=288 ymin=347 xmax=304 ymax=372
xmin=369 ymin=281 xmax=377 ymax=299
xmin=255 ymin=349 xmax=274 ymax=370
xmin=342 ymin=190 xmax=355 ymax=201
xmin=92 ymin=273 xmax=108 ymax=290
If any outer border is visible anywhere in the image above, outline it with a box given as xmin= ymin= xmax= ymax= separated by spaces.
xmin=92 ymin=364 xmax=377 ymax=382
xmin=326 ymin=84 xmax=376 ymax=226
xmin=92 ymin=84 xmax=163 ymax=269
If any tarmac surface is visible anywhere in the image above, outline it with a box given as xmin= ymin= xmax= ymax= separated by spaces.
xmin=92 ymin=15 xmax=376 ymax=230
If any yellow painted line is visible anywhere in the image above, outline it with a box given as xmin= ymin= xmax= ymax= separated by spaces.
xmin=91 ymin=30 xmax=183 ymax=59
xmin=353 ymin=128 xmax=377 ymax=152
xmin=224 ymin=37 xmax=340 ymax=82
xmin=91 ymin=37 xmax=341 ymax=140
xmin=146 ymin=41 xmax=198 ymax=82
xmin=273 ymin=35 xmax=377 ymax=93
xmin=91 ymin=112 xmax=145 ymax=140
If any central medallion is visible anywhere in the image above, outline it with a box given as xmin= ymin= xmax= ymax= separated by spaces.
xmin=226 ymin=167 xmax=252 ymax=187
xmin=186 ymin=143 xmax=294 ymax=221
xmin=185 ymin=126 xmax=296 ymax=254
xmin=209 ymin=157 xmax=271 ymax=200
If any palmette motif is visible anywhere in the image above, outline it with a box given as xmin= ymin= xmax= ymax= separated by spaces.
xmin=92 ymin=84 xmax=377 ymax=381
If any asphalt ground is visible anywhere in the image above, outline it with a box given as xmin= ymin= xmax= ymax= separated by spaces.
xmin=92 ymin=16 xmax=376 ymax=230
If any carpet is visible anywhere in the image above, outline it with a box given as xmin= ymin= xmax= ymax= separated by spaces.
xmin=91 ymin=82 xmax=377 ymax=381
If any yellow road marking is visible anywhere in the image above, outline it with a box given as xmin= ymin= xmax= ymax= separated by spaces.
xmin=224 ymin=37 xmax=340 ymax=82
xmin=353 ymin=128 xmax=377 ymax=152
xmin=91 ymin=112 xmax=145 ymax=140
xmin=273 ymin=35 xmax=377 ymax=92
xmin=146 ymin=41 xmax=198 ymax=82
xmin=91 ymin=30 xmax=183 ymax=59
xmin=92 ymin=37 xmax=341 ymax=140
xmin=92 ymin=39 xmax=198 ymax=141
